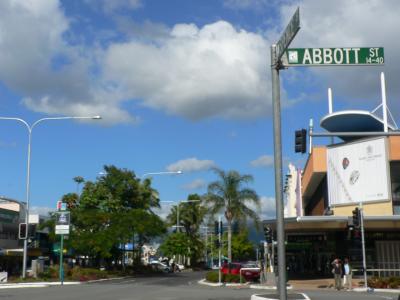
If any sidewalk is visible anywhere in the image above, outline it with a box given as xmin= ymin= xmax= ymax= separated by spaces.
xmin=200 ymin=277 xmax=400 ymax=293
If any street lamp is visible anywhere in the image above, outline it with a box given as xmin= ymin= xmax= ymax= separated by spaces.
xmin=0 ymin=115 xmax=101 ymax=278
xmin=140 ymin=170 xmax=182 ymax=179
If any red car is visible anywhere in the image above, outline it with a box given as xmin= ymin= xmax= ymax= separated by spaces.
xmin=221 ymin=262 xmax=260 ymax=282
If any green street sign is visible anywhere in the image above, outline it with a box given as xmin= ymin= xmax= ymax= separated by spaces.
xmin=275 ymin=7 xmax=300 ymax=61
xmin=283 ymin=47 xmax=384 ymax=66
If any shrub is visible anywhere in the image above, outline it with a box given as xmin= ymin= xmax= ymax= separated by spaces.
xmin=205 ymin=271 xmax=240 ymax=283
xmin=38 ymin=265 xmax=59 ymax=280
xmin=205 ymin=271 xmax=219 ymax=282
xmin=69 ymin=266 xmax=108 ymax=281
xmin=224 ymin=273 xmax=240 ymax=283
xmin=368 ymin=276 xmax=400 ymax=289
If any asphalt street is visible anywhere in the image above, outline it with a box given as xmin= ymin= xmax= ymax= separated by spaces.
xmin=0 ymin=271 xmax=398 ymax=300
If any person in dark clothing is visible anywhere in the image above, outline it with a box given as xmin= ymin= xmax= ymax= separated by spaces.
xmin=331 ymin=258 xmax=343 ymax=290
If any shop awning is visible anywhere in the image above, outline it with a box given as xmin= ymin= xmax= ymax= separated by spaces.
xmin=263 ymin=215 xmax=400 ymax=232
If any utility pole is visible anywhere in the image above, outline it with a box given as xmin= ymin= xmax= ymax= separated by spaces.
xmin=359 ymin=203 xmax=368 ymax=289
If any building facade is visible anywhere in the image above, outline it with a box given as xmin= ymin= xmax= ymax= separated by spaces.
xmin=265 ymin=136 xmax=400 ymax=278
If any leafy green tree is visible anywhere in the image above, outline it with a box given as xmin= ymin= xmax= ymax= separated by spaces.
xmin=159 ymin=232 xmax=191 ymax=258
xmin=231 ymin=230 xmax=255 ymax=261
xmin=165 ymin=194 xmax=207 ymax=265
xmin=61 ymin=165 xmax=166 ymax=268
xmin=205 ymin=168 xmax=260 ymax=262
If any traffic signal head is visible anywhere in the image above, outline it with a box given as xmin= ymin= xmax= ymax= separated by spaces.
xmin=295 ymin=129 xmax=307 ymax=153
xmin=19 ymin=223 xmax=27 ymax=239
xmin=352 ymin=208 xmax=360 ymax=228
xmin=263 ymin=225 xmax=272 ymax=243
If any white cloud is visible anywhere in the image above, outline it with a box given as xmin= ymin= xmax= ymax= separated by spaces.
xmin=279 ymin=1 xmax=400 ymax=114
xmin=183 ymin=179 xmax=206 ymax=190
xmin=0 ymin=0 xmax=133 ymax=124
xmin=104 ymin=20 xmax=271 ymax=120
xmin=246 ymin=195 xmax=275 ymax=220
xmin=154 ymin=202 xmax=175 ymax=220
xmin=101 ymin=0 xmax=142 ymax=13
xmin=251 ymin=155 xmax=274 ymax=168
xmin=30 ymin=206 xmax=54 ymax=216
xmin=2 ymin=0 xmax=400 ymax=125
xmin=223 ymin=0 xmax=270 ymax=11
xmin=166 ymin=157 xmax=216 ymax=173
xmin=259 ymin=196 xmax=276 ymax=220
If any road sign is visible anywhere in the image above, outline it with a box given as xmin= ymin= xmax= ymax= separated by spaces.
xmin=282 ymin=47 xmax=384 ymax=66
xmin=275 ymin=7 xmax=300 ymax=61
xmin=55 ymin=225 xmax=70 ymax=235
xmin=55 ymin=211 xmax=70 ymax=235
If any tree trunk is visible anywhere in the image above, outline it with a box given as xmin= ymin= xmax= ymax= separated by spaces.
xmin=227 ymin=218 xmax=232 ymax=262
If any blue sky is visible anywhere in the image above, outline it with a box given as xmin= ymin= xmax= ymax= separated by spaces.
xmin=0 ymin=0 xmax=398 ymax=219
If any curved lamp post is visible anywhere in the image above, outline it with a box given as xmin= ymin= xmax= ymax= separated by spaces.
xmin=140 ymin=170 xmax=182 ymax=179
xmin=0 ymin=115 xmax=101 ymax=278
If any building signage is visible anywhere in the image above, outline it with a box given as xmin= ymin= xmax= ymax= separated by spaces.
xmin=283 ymin=47 xmax=384 ymax=66
xmin=327 ymin=137 xmax=390 ymax=206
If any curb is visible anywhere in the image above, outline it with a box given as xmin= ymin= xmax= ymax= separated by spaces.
xmin=0 ymin=281 xmax=81 ymax=289
xmin=0 ymin=277 xmax=128 ymax=289
xmin=251 ymin=292 xmax=310 ymax=300
xmin=353 ymin=287 xmax=400 ymax=294
xmin=225 ymin=282 xmax=250 ymax=287
xmin=198 ymin=279 xmax=223 ymax=287
xmin=249 ymin=284 xmax=293 ymax=290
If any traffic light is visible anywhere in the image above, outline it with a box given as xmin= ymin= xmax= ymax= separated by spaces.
xmin=263 ymin=225 xmax=272 ymax=243
xmin=295 ymin=129 xmax=307 ymax=153
xmin=214 ymin=221 xmax=223 ymax=235
xmin=28 ymin=224 xmax=36 ymax=238
xmin=19 ymin=223 xmax=27 ymax=239
xmin=352 ymin=207 xmax=361 ymax=228
xmin=219 ymin=221 xmax=223 ymax=235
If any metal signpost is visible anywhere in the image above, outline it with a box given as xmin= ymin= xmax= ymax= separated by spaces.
xmin=218 ymin=216 xmax=222 ymax=285
xmin=55 ymin=206 xmax=70 ymax=285
xmin=271 ymin=7 xmax=384 ymax=300
xmin=271 ymin=8 xmax=300 ymax=300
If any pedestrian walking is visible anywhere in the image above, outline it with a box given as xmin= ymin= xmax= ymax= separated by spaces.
xmin=331 ymin=258 xmax=343 ymax=290
xmin=343 ymin=258 xmax=352 ymax=290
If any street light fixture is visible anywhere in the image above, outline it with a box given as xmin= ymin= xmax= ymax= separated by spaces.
xmin=0 ymin=115 xmax=101 ymax=278
xmin=140 ymin=170 xmax=183 ymax=179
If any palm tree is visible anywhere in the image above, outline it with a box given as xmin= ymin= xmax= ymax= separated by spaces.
xmin=73 ymin=176 xmax=85 ymax=195
xmin=205 ymin=168 xmax=260 ymax=262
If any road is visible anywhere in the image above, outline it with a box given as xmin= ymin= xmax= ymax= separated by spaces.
xmin=0 ymin=271 xmax=398 ymax=300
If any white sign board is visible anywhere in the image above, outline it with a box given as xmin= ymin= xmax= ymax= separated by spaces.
xmin=327 ymin=137 xmax=390 ymax=206
xmin=55 ymin=225 xmax=70 ymax=235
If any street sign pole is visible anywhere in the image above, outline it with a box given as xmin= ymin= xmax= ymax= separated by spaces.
xmin=218 ymin=215 xmax=222 ymax=285
xmin=359 ymin=202 xmax=368 ymax=289
xmin=271 ymin=44 xmax=287 ymax=300
xmin=59 ymin=234 xmax=64 ymax=285
xmin=270 ymin=7 xmax=300 ymax=300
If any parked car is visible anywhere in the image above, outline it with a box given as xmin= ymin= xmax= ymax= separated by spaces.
xmin=221 ymin=262 xmax=260 ymax=282
xmin=150 ymin=261 xmax=170 ymax=273
xmin=240 ymin=262 xmax=261 ymax=282
xmin=175 ymin=263 xmax=184 ymax=271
